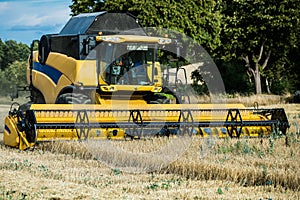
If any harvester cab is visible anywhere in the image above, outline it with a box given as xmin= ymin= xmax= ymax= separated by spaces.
xmin=3 ymin=12 xmax=290 ymax=150
xmin=29 ymin=12 xmax=171 ymax=105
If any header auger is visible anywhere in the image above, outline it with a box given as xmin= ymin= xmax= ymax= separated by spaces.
xmin=3 ymin=12 xmax=289 ymax=150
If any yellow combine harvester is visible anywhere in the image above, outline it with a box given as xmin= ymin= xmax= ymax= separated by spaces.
xmin=3 ymin=12 xmax=289 ymax=150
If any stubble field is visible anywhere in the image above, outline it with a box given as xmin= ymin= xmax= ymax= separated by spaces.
xmin=0 ymin=103 xmax=299 ymax=199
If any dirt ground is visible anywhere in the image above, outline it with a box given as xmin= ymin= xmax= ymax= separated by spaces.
xmin=0 ymin=103 xmax=299 ymax=199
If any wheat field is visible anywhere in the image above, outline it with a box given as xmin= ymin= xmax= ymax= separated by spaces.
xmin=0 ymin=103 xmax=299 ymax=199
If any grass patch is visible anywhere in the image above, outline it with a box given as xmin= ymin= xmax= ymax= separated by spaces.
xmin=197 ymin=94 xmax=286 ymax=107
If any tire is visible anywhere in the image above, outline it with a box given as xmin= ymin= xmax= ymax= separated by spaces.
xmin=55 ymin=93 xmax=92 ymax=104
xmin=31 ymin=89 xmax=46 ymax=104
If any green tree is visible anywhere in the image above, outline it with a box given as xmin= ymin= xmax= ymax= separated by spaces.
xmin=0 ymin=39 xmax=4 ymax=69
xmin=217 ymin=60 xmax=254 ymax=94
xmin=69 ymin=0 xmax=300 ymax=95
xmin=219 ymin=0 xmax=300 ymax=94
xmin=70 ymin=0 xmax=104 ymax=15
xmin=70 ymin=0 xmax=223 ymax=56
xmin=0 ymin=40 xmax=30 ymax=70
xmin=0 ymin=60 xmax=27 ymax=95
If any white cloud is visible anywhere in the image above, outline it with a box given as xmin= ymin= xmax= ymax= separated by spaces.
xmin=0 ymin=2 xmax=9 ymax=12
xmin=12 ymin=10 xmax=70 ymax=27
xmin=0 ymin=0 xmax=71 ymax=44
xmin=0 ymin=1 xmax=71 ymax=27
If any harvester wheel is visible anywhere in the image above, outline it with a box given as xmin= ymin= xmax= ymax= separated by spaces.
xmin=31 ymin=89 xmax=45 ymax=104
xmin=126 ymin=110 xmax=143 ymax=138
xmin=24 ymin=110 xmax=37 ymax=144
xmin=56 ymin=93 xmax=92 ymax=104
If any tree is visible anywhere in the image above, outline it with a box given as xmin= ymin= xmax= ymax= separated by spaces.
xmin=69 ymin=0 xmax=300 ymax=95
xmin=70 ymin=0 xmax=223 ymax=56
xmin=0 ymin=40 xmax=30 ymax=70
xmin=0 ymin=39 xmax=4 ymax=69
xmin=217 ymin=60 xmax=254 ymax=94
xmin=70 ymin=0 xmax=104 ymax=15
xmin=219 ymin=0 xmax=300 ymax=94
xmin=0 ymin=39 xmax=29 ymax=96
xmin=0 ymin=60 xmax=27 ymax=95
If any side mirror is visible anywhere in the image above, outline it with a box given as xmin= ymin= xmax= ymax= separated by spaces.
xmin=82 ymin=36 xmax=96 ymax=56
xmin=38 ymin=35 xmax=51 ymax=65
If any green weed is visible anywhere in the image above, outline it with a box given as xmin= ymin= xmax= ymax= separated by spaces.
xmin=112 ymin=168 xmax=122 ymax=175
xmin=217 ymin=187 xmax=223 ymax=195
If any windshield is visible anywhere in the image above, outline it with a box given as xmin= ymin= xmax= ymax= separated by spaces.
xmin=98 ymin=43 xmax=157 ymax=85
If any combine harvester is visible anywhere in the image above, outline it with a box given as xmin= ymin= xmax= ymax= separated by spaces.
xmin=3 ymin=12 xmax=289 ymax=150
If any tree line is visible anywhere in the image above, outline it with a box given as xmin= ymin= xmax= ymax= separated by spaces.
xmin=0 ymin=0 xmax=299 ymax=97
xmin=0 ymin=39 xmax=29 ymax=95
xmin=70 ymin=0 xmax=300 ymax=95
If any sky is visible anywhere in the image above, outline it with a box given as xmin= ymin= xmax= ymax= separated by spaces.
xmin=0 ymin=0 xmax=72 ymax=45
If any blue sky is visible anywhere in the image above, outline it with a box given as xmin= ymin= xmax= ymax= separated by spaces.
xmin=0 ymin=0 xmax=72 ymax=45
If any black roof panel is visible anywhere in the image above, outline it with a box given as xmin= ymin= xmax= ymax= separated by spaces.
xmin=59 ymin=12 xmax=146 ymax=36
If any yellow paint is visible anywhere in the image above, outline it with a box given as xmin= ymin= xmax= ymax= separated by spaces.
xmin=31 ymin=70 xmax=57 ymax=103
xmin=96 ymin=35 xmax=172 ymax=44
xmin=4 ymin=115 xmax=35 ymax=150
xmin=75 ymin=60 xmax=98 ymax=86
xmin=46 ymin=52 xmax=77 ymax=83
xmin=4 ymin=35 xmax=278 ymax=150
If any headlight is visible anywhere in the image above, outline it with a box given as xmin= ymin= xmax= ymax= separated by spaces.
xmin=96 ymin=36 xmax=123 ymax=43
xmin=110 ymin=86 xmax=115 ymax=91
xmin=158 ymin=38 xmax=172 ymax=44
